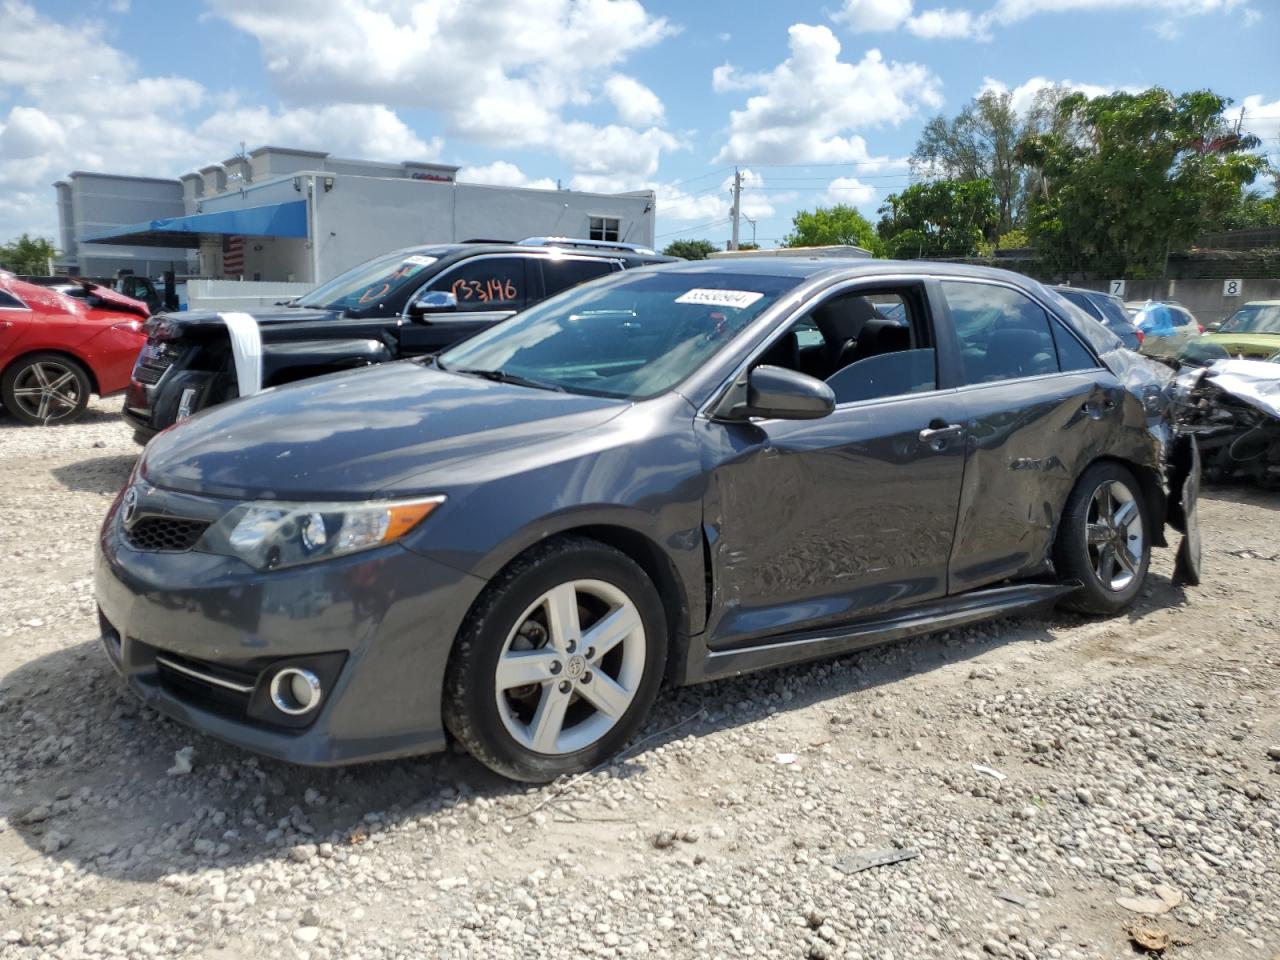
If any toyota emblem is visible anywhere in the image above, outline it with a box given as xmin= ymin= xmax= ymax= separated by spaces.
xmin=121 ymin=487 xmax=139 ymax=526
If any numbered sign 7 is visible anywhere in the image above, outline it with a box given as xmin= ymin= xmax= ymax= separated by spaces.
xmin=1109 ymin=279 xmax=1126 ymax=297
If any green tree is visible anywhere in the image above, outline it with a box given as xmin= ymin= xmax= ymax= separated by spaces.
xmin=782 ymin=205 xmax=880 ymax=253
xmin=0 ymin=234 xmax=59 ymax=275
xmin=876 ymin=179 xmax=999 ymax=259
xmin=912 ymin=87 xmax=1076 ymax=234
xmin=661 ymin=238 xmax=718 ymax=260
xmin=1016 ymin=88 xmax=1267 ymax=277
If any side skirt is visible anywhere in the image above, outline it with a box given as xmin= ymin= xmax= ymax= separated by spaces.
xmin=684 ymin=582 xmax=1078 ymax=684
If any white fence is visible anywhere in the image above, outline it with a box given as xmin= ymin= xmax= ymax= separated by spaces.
xmin=185 ymin=279 xmax=314 ymax=312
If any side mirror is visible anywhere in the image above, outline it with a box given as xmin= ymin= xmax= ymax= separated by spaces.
xmin=1205 ymin=321 xmax=1223 ymax=333
xmin=407 ymin=290 xmax=458 ymax=321
xmin=736 ymin=364 xmax=834 ymax=420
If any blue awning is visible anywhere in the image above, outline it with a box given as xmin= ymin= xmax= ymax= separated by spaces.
xmin=83 ymin=200 xmax=308 ymax=248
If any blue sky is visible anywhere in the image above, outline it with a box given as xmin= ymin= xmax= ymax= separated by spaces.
xmin=2 ymin=0 xmax=1277 ymax=249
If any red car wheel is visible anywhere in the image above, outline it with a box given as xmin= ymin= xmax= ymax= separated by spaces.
xmin=1 ymin=352 xmax=92 ymax=425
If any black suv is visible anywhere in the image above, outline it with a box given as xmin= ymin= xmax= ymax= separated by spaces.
xmin=123 ymin=238 xmax=673 ymax=443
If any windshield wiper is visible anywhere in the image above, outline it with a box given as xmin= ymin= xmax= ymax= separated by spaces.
xmin=454 ymin=368 xmax=566 ymax=392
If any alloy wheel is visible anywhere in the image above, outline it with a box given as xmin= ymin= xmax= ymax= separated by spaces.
xmin=1086 ymin=480 xmax=1144 ymax=592
xmin=494 ymin=579 xmax=646 ymax=756
xmin=10 ymin=360 xmax=82 ymax=423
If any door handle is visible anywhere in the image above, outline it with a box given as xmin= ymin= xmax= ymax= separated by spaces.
xmin=919 ymin=422 xmax=963 ymax=446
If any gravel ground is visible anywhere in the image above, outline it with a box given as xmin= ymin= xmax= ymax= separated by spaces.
xmin=1 ymin=397 xmax=1278 ymax=960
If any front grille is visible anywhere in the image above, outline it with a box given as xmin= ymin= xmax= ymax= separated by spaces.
xmin=124 ymin=516 xmax=210 ymax=552
xmin=133 ymin=348 xmax=177 ymax=385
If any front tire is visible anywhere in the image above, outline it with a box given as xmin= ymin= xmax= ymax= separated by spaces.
xmin=1054 ymin=462 xmax=1151 ymax=615
xmin=1 ymin=353 xmax=92 ymax=425
xmin=443 ymin=537 xmax=668 ymax=782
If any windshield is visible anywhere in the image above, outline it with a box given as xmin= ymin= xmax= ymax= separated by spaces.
xmin=1219 ymin=304 xmax=1280 ymax=335
xmin=438 ymin=270 xmax=800 ymax=400
xmin=298 ymin=250 xmax=439 ymax=311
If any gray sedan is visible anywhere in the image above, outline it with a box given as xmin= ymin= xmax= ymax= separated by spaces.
xmin=96 ymin=260 xmax=1198 ymax=782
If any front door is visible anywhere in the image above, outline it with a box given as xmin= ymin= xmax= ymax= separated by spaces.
xmin=397 ymin=255 xmax=531 ymax=356
xmin=698 ymin=281 xmax=968 ymax=649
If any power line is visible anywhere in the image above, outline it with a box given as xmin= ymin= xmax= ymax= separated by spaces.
xmin=653 ymin=216 xmax=732 ymax=239
xmin=662 ymin=165 xmax=735 ymax=190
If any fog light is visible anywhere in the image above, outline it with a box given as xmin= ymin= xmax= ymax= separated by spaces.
xmin=270 ymin=667 xmax=322 ymax=716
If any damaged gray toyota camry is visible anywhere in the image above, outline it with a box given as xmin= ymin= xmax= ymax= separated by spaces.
xmin=96 ymin=259 xmax=1201 ymax=782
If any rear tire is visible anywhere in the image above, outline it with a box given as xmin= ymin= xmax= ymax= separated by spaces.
xmin=1 ymin=353 xmax=92 ymax=425
xmin=443 ymin=537 xmax=668 ymax=782
xmin=1054 ymin=462 xmax=1150 ymax=615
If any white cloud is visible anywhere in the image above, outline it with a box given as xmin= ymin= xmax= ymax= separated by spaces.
xmin=1240 ymin=94 xmax=1280 ymax=146
xmin=832 ymin=0 xmax=1254 ymax=40
xmin=604 ymin=74 xmax=665 ymax=127
xmin=211 ymin=0 xmax=681 ymax=197
xmin=714 ymin=25 xmax=942 ymax=164
xmin=832 ymin=0 xmax=914 ymax=31
xmin=197 ymin=104 xmax=440 ymax=161
xmin=824 ymin=176 xmax=877 ymax=206
xmin=0 ymin=1 xmax=213 ymax=233
xmin=457 ymin=160 xmax=558 ymax=191
xmin=907 ymin=8 xmax=982 ymax=37
xmin=979 ymin=75 xmax=1140 ymax=115
xmin=712 ymin=64 xmax=756 ymax=93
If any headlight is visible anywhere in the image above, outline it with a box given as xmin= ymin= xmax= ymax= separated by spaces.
xmin=218 ymin=496 xmax=445 ymax=570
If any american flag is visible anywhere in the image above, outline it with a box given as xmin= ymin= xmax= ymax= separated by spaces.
xmin=222 ymin=235 xmax=245 ymax=276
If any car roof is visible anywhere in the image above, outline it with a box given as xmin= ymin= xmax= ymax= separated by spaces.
xmin=646 ymin=256 xmax=1061 ymax=288
xmin=378 ymin=242 xmax=676 ymax=264
xmin=1234 ymin=300 xmax=1280 ymax=307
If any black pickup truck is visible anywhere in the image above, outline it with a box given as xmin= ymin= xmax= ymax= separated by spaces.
xmin=123 ymin=238 xmax=673 ymax=443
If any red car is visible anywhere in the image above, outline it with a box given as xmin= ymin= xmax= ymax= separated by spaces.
xmin=0 ymin=272 xmax=149 ymax=425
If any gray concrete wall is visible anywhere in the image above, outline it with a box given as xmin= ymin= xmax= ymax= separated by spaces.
xmin=67 ymin=172 xmax=192 ymax=277
xmin=309 ymin=173 xmax=656 ymax=282
xmin=1077 ymin=278 xmax=1280 ymax=325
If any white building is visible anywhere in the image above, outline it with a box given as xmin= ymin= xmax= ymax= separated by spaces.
xmin=55 ymin=146 xmax=657 ymax=283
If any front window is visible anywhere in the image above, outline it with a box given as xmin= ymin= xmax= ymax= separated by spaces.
xmin=438 ymin=270 xmax=800 ymax=400
xmin=427 ymin=257 xmax=526 ymax=312
xmin=1219 ymin=304 xmax=1280 ymax=335
xmin=589 ymin=216 xmax=620 ymax=242
xmin=298 ymin=250 xmax=439 ymax=311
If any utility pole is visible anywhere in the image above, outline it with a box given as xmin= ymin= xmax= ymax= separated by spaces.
xmin=729 ymin=167 xmax=742 ymax=251
xmin=744 ymin=215 xmax=757 ymax=247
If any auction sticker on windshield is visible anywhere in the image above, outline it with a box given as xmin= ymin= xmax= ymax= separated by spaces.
xmin=674 ymin=288 xmax=765 ymax=309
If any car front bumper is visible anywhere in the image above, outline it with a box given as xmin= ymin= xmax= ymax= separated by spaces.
xmin=95 ymin=489 xmax=488 ymax=765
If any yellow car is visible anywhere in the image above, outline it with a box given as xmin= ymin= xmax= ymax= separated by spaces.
xmin=1183 ymin=301 xmax=1280 ymax=365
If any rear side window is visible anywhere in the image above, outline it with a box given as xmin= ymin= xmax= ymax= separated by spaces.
xmin=540 ymin=258 xmax=615 ymax=298
xmin=942 ymin=281 xmax=1058 ymax=384
xmin=1172 ymin=307 xmax=1196 ymax=328
xmin=1049 ymin=321 xmax=1099 ymax=372
xmin=429 ymin=257 xmax=526 ymax=312
xmin=0 ymin=290 xmax=27 ymax=309
xmin=1057 ymin=288 xmax=1103 ymax=321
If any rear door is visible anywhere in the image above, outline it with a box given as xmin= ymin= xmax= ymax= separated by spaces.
xmin=938 ymin=278 xmax=1121 ymax=593
xmin=699 ymin=279 xmax=969 ymax=649
xmin=397 ymin=255 xmax=533 ymax=355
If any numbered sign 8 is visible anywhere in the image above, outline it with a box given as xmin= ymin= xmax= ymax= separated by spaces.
xmin=1223 ymin=279 xmax=1242 ymax=298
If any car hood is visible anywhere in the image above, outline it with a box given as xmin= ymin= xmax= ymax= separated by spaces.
xmin=1199 ymin=332 xmax=1280 ymax=357
xmin=141 ymin=362 xmax=628 ymax=499
xmin=154 ymin=305 xmax=341 ymax=333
